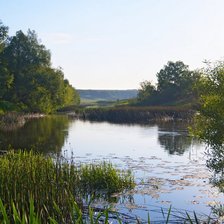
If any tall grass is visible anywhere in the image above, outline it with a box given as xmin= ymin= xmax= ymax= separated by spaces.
xmin=78 ymin=106 xmax=195 ymax=124
xmin=0 ymin=198 xmax=215 ymax=224
xmin=0 ymin=151 xmax=134 ymax=223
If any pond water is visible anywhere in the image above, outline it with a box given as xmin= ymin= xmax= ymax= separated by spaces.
xmin=0 ymin=115 xmax=223 ymax=222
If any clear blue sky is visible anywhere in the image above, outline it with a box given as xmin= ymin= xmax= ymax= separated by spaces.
xmin=1 ymin=0 xmax=224 ymax=89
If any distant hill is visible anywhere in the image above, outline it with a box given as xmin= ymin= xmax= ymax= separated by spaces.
xmin=77 ymin=89 xmax=138 ymax=101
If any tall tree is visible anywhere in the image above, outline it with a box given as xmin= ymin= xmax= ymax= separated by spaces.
xmin=2 ymin=30 xmax=51 ymax=104
xmin=0 ymin=22 xmax=80 ymax=113
xmin=156 ymin=61 xmax=199 ymax=104
xmin=3 ymin=30 xmax=50 ymax=73
xmin=157 ymin=61 xmax=191 ymax=100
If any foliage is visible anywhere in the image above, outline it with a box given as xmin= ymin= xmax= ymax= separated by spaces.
xmin=0 ymin=21 xmax=79 ymax=113
xmin=137 ymin=81 xmax=155 ymax=102
xmin=0 ymin=21 xmax=8 ymax=53
xmin=0 ymin=151 xmax=134 ymax=223
xmin=191 ymin=61 xmax=224 ymax=192
xmin=156 ymin=61 xmax=199 ymax=103
xmin=192 ymin=61 xmax=224 ymax=146
xmin=137 ymin=61 xmax=200 ymax=106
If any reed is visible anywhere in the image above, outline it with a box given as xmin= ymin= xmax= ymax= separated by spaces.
xmin=78 ymin=106 xmax=195 ymax=124
xmin=0 ymin=151 xmax=134 ymax=223
xmin=0 ymin=198 xmax=215 ymax=224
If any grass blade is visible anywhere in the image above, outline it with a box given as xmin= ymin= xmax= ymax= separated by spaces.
xmin=166 ymin=205 xmax=172 ymax=224
xmin=193 ymin=211 xmax=200 ymax=224
xmin=0 ymin=199 xmax=10 ymax=224
xmin=148 ymin=212 xmax=150 ymax=224
xmin=186 ymin=212 xmax=193 ymax=224
xmin=12 ymin=201 xmax=21 ymax=223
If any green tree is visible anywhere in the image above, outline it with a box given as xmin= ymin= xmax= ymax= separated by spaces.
xmin=137 ymin=80 xmax=156 ymax=102
xmin=136 ymin=61 xmax=200 ymax=105
xmin=17 ymin=67 xmax=79 ymax=113
xmin=0 ymin=21 xmax=8 ymax=53
xmin=193 ymin=62 xmax=224 ymax=146
xmin=0 ymin=22 xmax=13 ymax=100
xmin=0 ymin=66 xmax=14 ymax=99
xmin=2 ymin=29 xmax=51 ymax=106
xmin=3 ymin=30 xmax=50 ymax=73
xmin=63 ymin=79 xmax=80 ymax=106
xmin=192 ymin=61 xmax=224 ymax=192
xmin=156 ymin=61 xmax=196 ymax=104
xmin=0 ymin=23 xmax=79 ymax=113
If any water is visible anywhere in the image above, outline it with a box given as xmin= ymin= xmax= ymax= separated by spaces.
xmin=0 ymin=115 xmax=223 ymax=221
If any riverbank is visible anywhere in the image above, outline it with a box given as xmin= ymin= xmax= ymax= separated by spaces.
xmin=72 ymin=106 xmax=195 ymax=124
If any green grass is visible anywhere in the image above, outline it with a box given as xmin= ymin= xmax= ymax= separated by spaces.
xmin=0 ymin=151 xmax=218 ymax=223
xmin=0 ymin=197 xmax=216 ymax=223
xmin=0 ymin=151 xmax=134 ymax=223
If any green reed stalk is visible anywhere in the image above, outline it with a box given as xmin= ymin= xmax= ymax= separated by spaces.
xmin=0 ymin=150 xmax=134 ymax=223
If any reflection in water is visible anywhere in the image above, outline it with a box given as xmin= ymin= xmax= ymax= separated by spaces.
xmin=0 ymin=116 xmax=69 ymax=154
xmin=206 ymin=146 xmax=224 ymax=192
xmin=0 ymin=117 xmax=198 ymax=156
xmin=157 ymin=121 xmax=193 ymax=155
xmin=203 ymin=145 xmax=224 ymax=220
xmin=0 ymin=116 xmax=223 ymax=220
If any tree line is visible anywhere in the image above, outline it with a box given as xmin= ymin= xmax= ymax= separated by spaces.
xmin=0 ymin=21 xmax=80 ymax=114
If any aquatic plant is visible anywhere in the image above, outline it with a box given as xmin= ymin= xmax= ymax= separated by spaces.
xmin=0 ymin=197 xmax=216 ymax=224
xmin=0 ymin=151 xmax=134 ymax=223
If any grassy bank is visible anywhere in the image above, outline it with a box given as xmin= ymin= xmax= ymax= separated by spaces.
xmin=0 ymin=151 xmax=134 ymax=223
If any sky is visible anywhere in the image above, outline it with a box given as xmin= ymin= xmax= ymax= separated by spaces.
xmin=1 ymin=0 xmax=224 ymax=89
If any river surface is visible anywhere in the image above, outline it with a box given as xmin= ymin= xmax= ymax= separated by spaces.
xmin=0 ymin=115 xmax=223 ymax=222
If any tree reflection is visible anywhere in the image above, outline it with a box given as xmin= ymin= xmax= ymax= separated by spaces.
xmin=204 ymin=145 xmax=224 ymax=219
xmin=157 ymin=121 xmax=192 ymax=155
xmin=0 ymin=115 xmax=69 ymax=154
xmin=206 ymin=145 xmax=224 ymax=192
